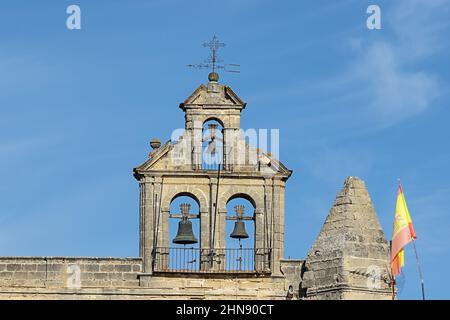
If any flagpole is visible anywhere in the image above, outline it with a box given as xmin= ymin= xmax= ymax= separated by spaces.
xmin=391 ymin=277 xmax=396 ymax=300
xmin=389 ymin=240 xmax=396 ymax=300
xmin=398 ymin=178 xmax=425 ymax=300
xmin=411 ymin=238 xmax=425 ymax=300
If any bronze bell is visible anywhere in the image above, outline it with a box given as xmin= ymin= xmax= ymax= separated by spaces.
xmin=173 ymin=203 xmax=198 ymax=245
xmin=230 ymin=205 xmax=249 ymax=239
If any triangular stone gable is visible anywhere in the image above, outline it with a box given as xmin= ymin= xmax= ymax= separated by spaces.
xmin=301 ymin=177 xmax=391 ymax=299
xmin=223 ymin=86 xmax=245 ymax=106
xmin=135 ymin=77 xmax=290 ymax=178
xmin=180 ymin=84 xmax=246 ymax=108
xmin=134 ymin=140 xmax=172 ymax=172
xmin=182 ymin=84 xmax=207 ymax=105
xmin=134 ymin=138 xmax=292 ymax=178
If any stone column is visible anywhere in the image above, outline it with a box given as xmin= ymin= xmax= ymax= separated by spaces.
xmin=223 ymin=128 xmax=239 ymax=171
xmin=149 ymin=178 xmax=168 ymax=271
xmin=263 ymin=178 xmax=274 ymax=273
xmin=192 ymin=121 xmax=202 ymax=170
xmin=142 ymin=177 xmax=154 ymax=274
xmin=271 ymin=180 xmax=285 ymax=276
xmin=160 ymin=208 xmax=170 ymax=271
xmin=208 ymin=177 xmax=225 ymax=271
xmin=254 ymin=207 xmax=265 ymax=272
xmin=139 ymin=180 xmax=145 ymax=259
xmin=200 ymin=209 xmax=210 ymax=271
xmin=216 ymin=209 xmax=227 ymax=271
xmin=222 ymin=128 xmax=231 ymax=171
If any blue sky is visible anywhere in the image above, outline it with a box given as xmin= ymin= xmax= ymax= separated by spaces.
xmin=1 ymin=0 xmax=449 ymax=299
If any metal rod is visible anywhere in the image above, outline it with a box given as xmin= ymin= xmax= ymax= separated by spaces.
xmin=169 ymin=213 xmax=200 ymax=219
xmin=225 ymin=216 xmax=253 ymax=221
xmin=412 ymin=239 xmax=426 ymax=300
xmin=238 ymin=240 xmax=242 ymax=271
xmin=211 ymin=161 xmax=221 ymax=249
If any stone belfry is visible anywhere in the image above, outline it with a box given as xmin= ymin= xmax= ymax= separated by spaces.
xmin=0 ymin=37 xmax=393 ymax=300
xmin=130 ymin=38 xmax=298 ymax=297
xmin=133 ymin=66 xmax=293 ymax=281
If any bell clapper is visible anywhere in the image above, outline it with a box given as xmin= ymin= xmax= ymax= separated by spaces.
xmin=229 ymin=205 xmax=249 ymax=271
xmin=238 ymin=238 xmax=243 ymax=271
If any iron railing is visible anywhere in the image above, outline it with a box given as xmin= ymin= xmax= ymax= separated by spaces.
xmin=152 ymin=247 xmax=271 ymax=273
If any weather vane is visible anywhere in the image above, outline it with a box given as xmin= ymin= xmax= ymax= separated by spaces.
xmin=188 ymin=35 xmax=240 ymax=75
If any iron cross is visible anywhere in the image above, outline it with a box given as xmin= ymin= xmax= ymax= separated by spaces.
xmin=188 ymin=36 xmax=240 ymax=74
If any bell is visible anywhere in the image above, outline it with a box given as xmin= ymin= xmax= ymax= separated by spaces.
xmin=230 ymin=221 xmax=249 ymax=239
xmin=208 ymin=124 xmax=218 ymax=139
xmin=230 ymin=205 xmax=249 ymax=239
xmin=173 ymin=203 xmax=198 ymax=245
xmin=173 ymin=220 xmax=198 ymax=244
xmin=206 ymin=139 xmax=217 ymax=155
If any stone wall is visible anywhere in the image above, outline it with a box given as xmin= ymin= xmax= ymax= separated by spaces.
xmin=280 ymin=259 xmax=304 ymax=299
xmin=0 ymin=257 xmax=302 ymax=300
xmin=0 ymin=257 xmax=142 ymax=289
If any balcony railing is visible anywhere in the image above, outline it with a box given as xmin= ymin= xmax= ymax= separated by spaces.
xmin=152 ymin=247 xmax=271 ymax=274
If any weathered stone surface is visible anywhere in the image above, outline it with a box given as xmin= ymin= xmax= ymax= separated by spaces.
xmin=302 ymin=177 xmax=391 ymax=300
xmin=132 ymin=75 xmax=292 ymax=281
xmin=0 ymin=75 xmax=392 ymax=301
xmin=0 ymin=256 xmax=292 ymax=299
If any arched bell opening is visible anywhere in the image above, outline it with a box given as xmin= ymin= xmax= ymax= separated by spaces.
xmin=202 ymin=119 xmax=224 ymax=170
xmin=168 ymin=195 xmax=200 ymax=272
xmin=225 ymin=196 xmax=255 ymax=272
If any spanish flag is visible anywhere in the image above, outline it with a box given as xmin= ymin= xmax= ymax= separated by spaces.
xmin=390 ymin=182 xmax=417 ymax=276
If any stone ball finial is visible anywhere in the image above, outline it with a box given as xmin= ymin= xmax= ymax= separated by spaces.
xmin=150 ymin=138 xmax=161 ymax=150
xmin=208 ymin=72 xmax=219 ymax=82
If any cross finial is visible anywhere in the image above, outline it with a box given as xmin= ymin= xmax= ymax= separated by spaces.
xmin=202 ymin=35 xmax=226 ymax=74
xmin=187 ymin=36 xmax=240 ymax=80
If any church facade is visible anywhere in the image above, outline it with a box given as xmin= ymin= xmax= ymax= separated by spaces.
xmin=0 ymin=71 xmax=392 ymax=300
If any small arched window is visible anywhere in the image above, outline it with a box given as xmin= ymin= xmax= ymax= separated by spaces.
xmin=168 ymin=195 xmax=200 ymax=272
xmin=202 ymin=119 xmax=224 ymax=170
xmin=225 ymin=196 xmax=255 ymax=272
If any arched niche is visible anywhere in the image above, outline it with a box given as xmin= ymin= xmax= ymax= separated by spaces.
xmin=158 ymin=188 xmax=208 ymax=263
xmin=161 ymin=188 xmax=208 ymax=213
xmin=226 ymin=196 xmax=255 ymax=250
xmin=203 ymin=116 xmax=225 ymax=128
xmin=217 ymin=188 xmax=263 ymax=214
xmin=169 ymin=194 xmax=201 ymax=249
xmin=202 ymin=119 xmax=224 ymax=170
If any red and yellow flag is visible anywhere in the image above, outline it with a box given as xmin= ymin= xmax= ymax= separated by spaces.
xmin=390 ymin=182 xmax=416 ymax=277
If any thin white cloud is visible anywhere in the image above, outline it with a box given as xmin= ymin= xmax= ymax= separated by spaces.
xmin=389 ymin=0 xmax=450 ymax=60
xmin=247 ymin=0 xmax=448 ymax=129
xmin=340 ymin=0 xmax=449 ymax=127
xmin=245 ymin=3 xmax=448 ymax=136
xmin=351 ymin=41 xmax=439 ymax=127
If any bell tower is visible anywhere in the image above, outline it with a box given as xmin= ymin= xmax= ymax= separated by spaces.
xmin=133 ymin=38 xmax=292 ymax=288
xmin=179 ymin=71 xmax=246 ymax=171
